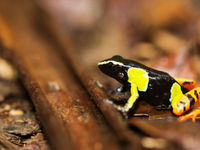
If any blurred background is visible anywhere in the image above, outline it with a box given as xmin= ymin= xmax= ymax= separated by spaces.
xmin=0 ymin=1 xmax=200 ymax=149
xmin=36 ymin=0 xmax=200 ymax=86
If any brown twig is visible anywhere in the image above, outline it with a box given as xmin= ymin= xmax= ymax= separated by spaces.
xmin=36 ymin=7 xmax=142 ymax=150
xmin=128 ymin=119 xmax=200 ymax=150
xmin=0 ymin=1 xmax=125 ymax=150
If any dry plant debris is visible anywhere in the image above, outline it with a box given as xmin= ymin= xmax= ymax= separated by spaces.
xmin=0 ymin=0 xmax=200 ymax=150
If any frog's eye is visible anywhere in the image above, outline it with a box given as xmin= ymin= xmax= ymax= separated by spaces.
xmin=118 ymin=72 xmax=124 ymax=79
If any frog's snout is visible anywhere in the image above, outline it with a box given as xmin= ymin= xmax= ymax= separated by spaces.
xmin=98 ymin=62 xmax=107 ymax=72
xmin=98 ymin=61 xmax=114 ymax=74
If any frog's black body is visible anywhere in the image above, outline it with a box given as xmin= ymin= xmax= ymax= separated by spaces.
xmin=98 ymin=55 xmax=189 ymax=107
xmin=138 ymin=68 xmax=188 ymax=107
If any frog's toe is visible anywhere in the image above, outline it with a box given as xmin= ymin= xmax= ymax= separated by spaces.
xmin=191 ymin=109 xmax=200 ymax=122
xmin=114 ymin=104 xmax=126 ymax=112
xmin=192 ymin=115 xmax=197 ymax=123
xmin=114 ymin=104 xmax=130 ymax=112
xmin=178 ymin=107 xmax=200 ymax=122
xmin=178 ymin=114 xmax=192 ymax=122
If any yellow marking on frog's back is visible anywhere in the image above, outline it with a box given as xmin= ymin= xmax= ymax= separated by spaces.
xmin=128 ymin=68 xmax=149 ymax=92
xmin=170 ymin=82 xmax=184 ymax=104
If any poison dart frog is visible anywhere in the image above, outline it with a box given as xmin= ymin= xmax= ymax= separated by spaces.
xmin=98 ymin=55 xmax=200 ymax=122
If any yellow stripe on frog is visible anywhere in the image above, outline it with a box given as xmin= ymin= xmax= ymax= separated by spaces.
xmin=128 ymin=67 xmax=149 ymax=92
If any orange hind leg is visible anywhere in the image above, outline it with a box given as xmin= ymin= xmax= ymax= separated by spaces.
xmin=178 ymin=107 xmax=200 ymax=122
xmin=178 ymin=87 xmax=200 ymax=122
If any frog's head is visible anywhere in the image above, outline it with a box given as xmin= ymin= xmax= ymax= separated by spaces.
xmin=98 ymin=55 xmax=130 ymax=84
